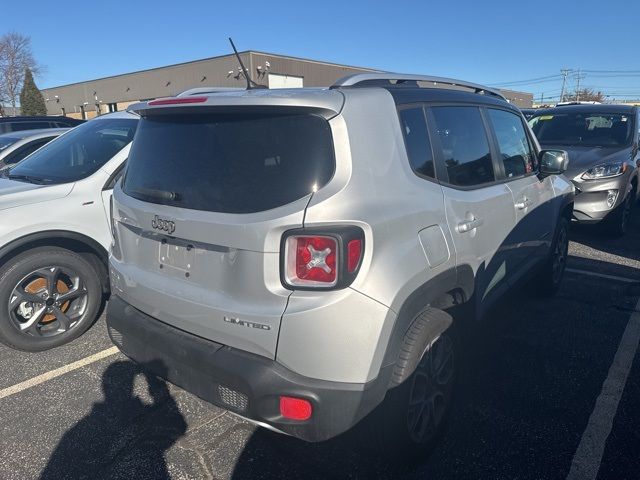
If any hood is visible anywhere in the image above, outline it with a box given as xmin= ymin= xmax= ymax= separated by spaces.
xmin=541 ymin=144 xmax=633 ymax=179
xmin=0 ymin=178 xmax=74 ymax=211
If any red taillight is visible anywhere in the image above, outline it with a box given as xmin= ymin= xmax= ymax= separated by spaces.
xmin=279 ymin=396 xmax=313 ymax=421
xmin=282 ymin=227 xmax=364 ymax=290
xmin=285 ymin=235 xmax=338 ymax=287
xmin=147 ymin=96 xmax=208 ymax=106
xmin=347 ymin=239 xmax=363 ymax=273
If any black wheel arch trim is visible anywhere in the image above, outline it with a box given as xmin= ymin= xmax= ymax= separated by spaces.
xmin=0 ymin=230 xmax=109 ymax=272
xmin=388 ymin=307 xmax=454 ymax=388
xmin=380 ymin=265 xmax=473 ymax=379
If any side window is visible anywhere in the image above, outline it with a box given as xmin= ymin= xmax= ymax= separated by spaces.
xmin=398 ymin=107 xmax=435 ymax=179
xmin=5 ymin=139 xmax=50 ymax=164
xmin=431 ymin=106 xmax=494 ymax=187
xmin=487 ymin=109 xmax=535 ymax=178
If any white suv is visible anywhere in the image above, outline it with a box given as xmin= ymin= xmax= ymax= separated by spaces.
xmin=0 ymin=111 xmax=138 ymax=351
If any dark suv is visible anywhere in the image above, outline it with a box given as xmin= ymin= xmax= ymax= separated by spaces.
xmin=0 ymin=116 xmax=84 ymax=135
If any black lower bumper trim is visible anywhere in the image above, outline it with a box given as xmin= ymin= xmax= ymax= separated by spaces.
xmin=106 ymin=295 xmax=390 ymax=442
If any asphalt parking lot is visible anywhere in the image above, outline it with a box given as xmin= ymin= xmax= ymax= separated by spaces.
xmin=1 ymin=211 xmax=639 ymax=480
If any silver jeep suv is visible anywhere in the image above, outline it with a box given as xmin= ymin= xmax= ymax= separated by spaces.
xmin=107 ymin=74 xmax=574 ymax=461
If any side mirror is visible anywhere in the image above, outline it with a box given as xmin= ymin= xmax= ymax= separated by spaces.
xmin=539 ymin=150 xmax=569 ymax=175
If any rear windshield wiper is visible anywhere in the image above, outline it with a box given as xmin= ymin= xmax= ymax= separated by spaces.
xmin=6 ymin=174 xmax=51 ymax=185
xmin=130 ymin=187 xmax=181 ymax=202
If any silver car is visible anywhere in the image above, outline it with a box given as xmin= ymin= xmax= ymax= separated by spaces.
xmin=107 ymin=74 xmax=574 ymax=462
xmin=529 ymin=105 xmax=640 ymax=235
xmin=0 ymin=128 xmax=69 ymax=171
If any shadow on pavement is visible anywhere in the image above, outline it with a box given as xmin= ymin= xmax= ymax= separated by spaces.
xmin=39 ymin=360 xmax=186 ymax=480
xmin=230 ymin=253 xmax=640 ymax=479
xmin=568 ymin=205 xmax=640 ymax=263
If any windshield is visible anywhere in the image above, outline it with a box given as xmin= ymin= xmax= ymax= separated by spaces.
xmin=7 ymin=117 xmax=137 ymax=184
xmin=0 ymin=136 xmax=21 ymax=152
xmin=528 ymin=112 xmax=634 ymax=147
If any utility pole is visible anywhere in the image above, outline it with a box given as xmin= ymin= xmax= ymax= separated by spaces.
xmin=576 ymin=69 xmax=582 ymax=102
xmin=559 ymin=68 xmax=571 ymax=103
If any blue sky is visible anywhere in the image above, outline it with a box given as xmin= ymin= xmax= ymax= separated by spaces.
xmin=4 ymin=0 xmax=640 ymax=102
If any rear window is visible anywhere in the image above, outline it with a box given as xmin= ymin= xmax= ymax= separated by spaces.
xmin=122 ymin=113 xmax=335 ymax=214
xmin=8 ymin=121 xmax=51 ymax=132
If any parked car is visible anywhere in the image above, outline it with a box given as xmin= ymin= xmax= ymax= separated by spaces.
xmin=107 ymin=74 xmax=573 ymax=462
xmin=0 ymin=115 xmax=84 ymax=134
xmin=0 ymin=128 xmax=69 ymax=171
xmin=0 ymin=111 xmax=138 ymax=351
xmin=529 ymin=104 xmax=639 ymax=235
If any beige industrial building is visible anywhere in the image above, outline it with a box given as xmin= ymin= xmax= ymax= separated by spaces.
xmin=42 ymin=51 xmax=533 ymax=118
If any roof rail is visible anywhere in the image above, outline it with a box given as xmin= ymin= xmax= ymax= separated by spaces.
xmin=331 ymin=73 xmax=506 ymax=100
xmin=176 ymin=87 xmax=244 ymax=97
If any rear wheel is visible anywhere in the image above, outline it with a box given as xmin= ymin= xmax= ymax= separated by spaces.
xmin=362 ymin=311 xmax=456 ymax=464
xmin=0 ymin=247 xmax=103 ymax=351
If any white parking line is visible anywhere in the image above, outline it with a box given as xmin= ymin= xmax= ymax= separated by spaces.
xmin=566 ymin=268 xmax=638 ymax=284
xmin=0 ymin=346 xmax=120 ymax=400
xmin=566 ymin=297 xmax=640 ymax=480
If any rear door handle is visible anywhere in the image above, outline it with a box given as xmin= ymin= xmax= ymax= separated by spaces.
xmin=456 ymin=217 xmax=483 ymax=233
xmin=515 ymin=197 xmax=533 ymax=210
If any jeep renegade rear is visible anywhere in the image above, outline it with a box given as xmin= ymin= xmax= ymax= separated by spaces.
xmin=107 ymin=74 xmax=573 ymax=461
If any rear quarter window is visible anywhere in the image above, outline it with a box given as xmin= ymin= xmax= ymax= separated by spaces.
xmin=398 ymin=107 xmax=435 ymax=179
xmin=123 ymin=113 xmax=335 ymax=214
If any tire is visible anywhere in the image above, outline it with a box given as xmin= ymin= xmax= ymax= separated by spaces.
xmin=361 ymin=309 xmax=456 ymax=464
xmin=539 ymin=216 xmax=569 ymax=296
xmin=0 ymin=247 xmax=103 ymax=351
xmin=607 ymin=188 xmax=634 ymax=237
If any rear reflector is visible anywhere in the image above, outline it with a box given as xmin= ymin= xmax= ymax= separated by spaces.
xmin=147 ymin=96 xmax=208 ymax=106
xmin=347 ymin=239 xmax=363 ymax=273
xmin=279 ymin=396 xmax=313 ymax=421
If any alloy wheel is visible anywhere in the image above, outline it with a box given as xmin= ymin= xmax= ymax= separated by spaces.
xmin=406 ymin=334 xmax=455 ymax=444
xmin=8 ymin=266 xmax=89 ymax=338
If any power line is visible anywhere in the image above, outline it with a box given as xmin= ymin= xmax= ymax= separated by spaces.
xmin=582 ymin=69 xmax=640 ymax=74
xmin=489 ymin=69 xmax=640 ymax=89
xmin=489 ymin=74 xmax=562 ymax=87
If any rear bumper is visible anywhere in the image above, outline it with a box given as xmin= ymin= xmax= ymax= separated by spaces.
xmin=106 ymin=295 xmax=391 ymax=442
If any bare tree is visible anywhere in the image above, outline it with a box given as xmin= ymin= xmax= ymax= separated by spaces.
xmin=0 ymin=32 xmax=42 ymax=116
xmin=565 ymin=88 xmax=605 ymax=103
